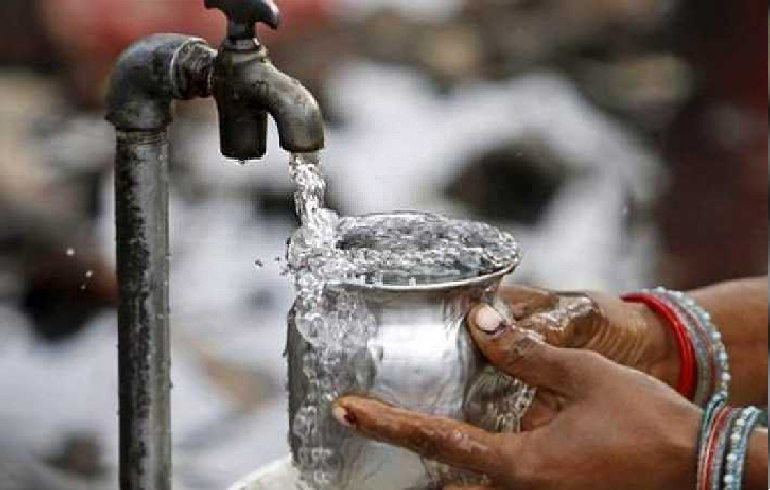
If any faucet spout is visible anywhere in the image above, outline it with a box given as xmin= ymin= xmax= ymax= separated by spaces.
xmin=257 ymin=59 xmax=326 ymax=154
xmin=211 ymin=46 xmax=325 ymax=160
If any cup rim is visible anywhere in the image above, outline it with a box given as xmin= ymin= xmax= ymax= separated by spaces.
xmin=335 ymin=211 xmax=519 ymax=292
xmin=339 ymin=263 xmax=516 ymax=292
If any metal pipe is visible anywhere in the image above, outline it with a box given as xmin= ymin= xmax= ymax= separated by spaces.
xmin=115 ymin=130 xmax=172 ymax=490
xmin=107 ymin=35 xmax=216 ymax=490
xmin=106 ymin=5 xmax=326 ymax=488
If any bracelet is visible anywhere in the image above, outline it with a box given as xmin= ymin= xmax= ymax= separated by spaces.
xmin=697 ymin=396 xmax=765 ymax=490
xmin=722 ymin=407 xmax=763 ymax=490
xmin=647 ymin=290 xmax=714 ymax=405
xmin=622 ymin=292 xmax=696 ymax=399
xmin=709 ymin=408 xmax=741 ymax=490
xmin=622 ymin=288 xmax=730 ymax=406
xmin=698 ymin=393 xmax=728 ymax=456
xmin=698 ymin=405 xmax=734 ymax=490
xmin=650 ymin=288 xmax=731 ymax=405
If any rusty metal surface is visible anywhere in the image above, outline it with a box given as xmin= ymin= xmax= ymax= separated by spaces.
xmin=106 ymin=35 xmax=216 ymax=131
xmin=108 ymin=33 xmax=220 ymax=490
xmin=115 ymin=130 xmax=172 ymax=490
xmin=107 ymin=4 xmax=326 ymax=486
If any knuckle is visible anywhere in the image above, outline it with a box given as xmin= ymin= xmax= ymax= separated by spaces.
xmin=567 ymin=350 xmax=607 ymax=388
xmin=577 ymin=349 xmax=611 ymax=373
xmin=500 ymin=334 xmax=541 ymax=370
xmin=407 ymin=427 xmax=442 ymax=459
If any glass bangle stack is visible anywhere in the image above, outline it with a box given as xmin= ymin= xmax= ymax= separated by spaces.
xmin=626 ymin=288 xmax=766 ymax=490
xmin=644 ymin=288 xmax=731 ymax=407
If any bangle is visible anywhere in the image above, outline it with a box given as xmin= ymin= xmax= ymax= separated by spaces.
xmin=623 ymin=288 xmax=731 ymax=406
xmin=696 ymin=396 xmax=764 ymax=490
xmin=698 ymin=393 xmax=728 ymax=456
xmin=647 ymin=291 xmax=713 ymax=406
xmin=722 ymin=407 xmax=763 ymax=490
xmin=650 ymin=288 xmax=731 ymax=405
xmin=622 ymin=293 xmax=696 ymax=399
xmin=709 ymin=408 xmax=741 ymax=490
xmin=698 ymin=405 xmax=736 ymax=490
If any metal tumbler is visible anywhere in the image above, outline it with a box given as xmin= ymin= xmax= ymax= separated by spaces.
xmin=287 ymin=262 xmax=531 ymax=490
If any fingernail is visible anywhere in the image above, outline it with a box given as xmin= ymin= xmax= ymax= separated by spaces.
xmin=474 ymin=305 xmax=506 ymax=335
xmin=332 ymin=404 xmax=357 ymax=428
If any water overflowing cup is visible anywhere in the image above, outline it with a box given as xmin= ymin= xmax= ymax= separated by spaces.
xmin=287 ymin=212 xmax=533 ymax=490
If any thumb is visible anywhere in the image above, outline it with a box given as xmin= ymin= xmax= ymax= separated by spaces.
xmin=468 ymin=304 xmax=596 ymax=398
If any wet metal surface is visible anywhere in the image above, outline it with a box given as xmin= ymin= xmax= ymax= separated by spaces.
xmin=115 ymin=131 xmax=172 ymax=490
xmin=288 ymin=269 xmax=532 ymax=489
xmin=107 ymin=1 xmax=326 ymax=485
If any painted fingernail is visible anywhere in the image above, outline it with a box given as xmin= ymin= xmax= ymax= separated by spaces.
xmin=332 ymin=404 xmax=357 ymax=428
xmin=474 ymin=305 xmax=506 ymax=335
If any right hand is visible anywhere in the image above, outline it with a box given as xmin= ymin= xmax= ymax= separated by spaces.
xmin=333 ymin=312 xmax=701 ymax=490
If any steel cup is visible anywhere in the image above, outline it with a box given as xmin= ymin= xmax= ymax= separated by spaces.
xmin=287 ymin=217 xmax=528 ymax=490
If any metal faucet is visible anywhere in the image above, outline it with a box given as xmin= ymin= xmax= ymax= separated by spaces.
xmin=105 ymin=1 xmax=325 ymax=489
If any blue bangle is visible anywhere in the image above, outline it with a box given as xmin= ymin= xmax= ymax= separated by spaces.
xmin=722 ymin=407 xmax=762 ymax=490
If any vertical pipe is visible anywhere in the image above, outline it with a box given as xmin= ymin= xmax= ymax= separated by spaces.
xmin=115 ymin=130 xmax=172 ymax=490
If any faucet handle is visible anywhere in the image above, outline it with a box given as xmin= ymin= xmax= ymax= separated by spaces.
xmin=205 ymin=0 xmax=280 ymax=45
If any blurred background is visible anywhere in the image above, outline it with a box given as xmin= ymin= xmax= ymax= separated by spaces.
xmin=0 ymin=0 xmax=766 ymax=489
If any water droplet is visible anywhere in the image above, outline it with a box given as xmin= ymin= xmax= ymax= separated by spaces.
xmin=85 ymin=270 xmax=94 ymax=278
xmin=66 ymin=248 xmax=76 ymax=257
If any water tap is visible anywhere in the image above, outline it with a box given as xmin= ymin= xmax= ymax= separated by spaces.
xmin=206 ymin=0 xmax=325 ymax=160
xmin=105 ymin=2 xmax=326 ymax=489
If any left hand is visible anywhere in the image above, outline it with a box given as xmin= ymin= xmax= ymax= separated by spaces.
xmin=332 ymin=309 xmax=701 ymax=490
xmin=492 ymin=286 xmax=678 ymax=387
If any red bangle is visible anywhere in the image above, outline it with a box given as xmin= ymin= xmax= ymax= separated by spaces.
xmin=622 ymin=293 xmax=696 ymax=400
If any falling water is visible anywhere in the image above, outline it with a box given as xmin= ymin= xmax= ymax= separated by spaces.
xmin=286 ymin=152 xmax=527 ymax=489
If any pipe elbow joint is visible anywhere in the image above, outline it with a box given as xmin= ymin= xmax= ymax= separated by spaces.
xmin=107 ymin=34 xmax=216 ymax=131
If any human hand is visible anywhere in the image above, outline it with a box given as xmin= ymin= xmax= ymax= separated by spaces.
xmin=332 ymin=310 xmax=701 ymax=490
xmin=492 ymin=286 xmax=678 ymax=387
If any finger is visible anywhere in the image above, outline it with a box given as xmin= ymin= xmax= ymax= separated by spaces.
xmin=498 ymin=286 xmax=558 ymax=319
xmin=333 ymin=396 xmax=507 ymax=477
xmin=468 ymin=305 xmax=596 ymax=397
